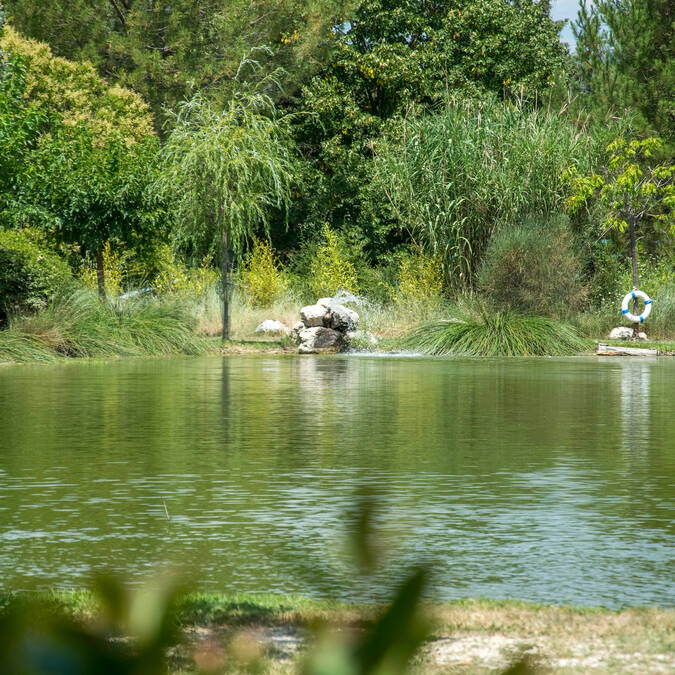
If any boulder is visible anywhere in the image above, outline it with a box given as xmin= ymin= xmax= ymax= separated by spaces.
xmin=290 ymin=321 xmax=305 ymax=344
xmin=609 ymin=327 xmax=634 ymax=340
xmin=300 ymin=304 xmax=329 ymax=327
xmin=329 ymin=304 xmax=359 ymax=332
xmin=297 ymin=326 xmax=342 ymax=353
xmin=609 ymin=326 xmax=649 ymax=341
xmin=255 ymin=320 xmax=288 ymax=334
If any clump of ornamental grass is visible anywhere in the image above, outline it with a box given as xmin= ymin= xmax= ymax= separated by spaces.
xmin=0 ymin=289 xmax=207 ymax=363
xmin=406 ymin=305 xmax=588 ymax=357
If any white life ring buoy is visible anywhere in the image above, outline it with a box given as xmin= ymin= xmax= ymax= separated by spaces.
xmin=621 ymin=289 xmax=652 ymax=324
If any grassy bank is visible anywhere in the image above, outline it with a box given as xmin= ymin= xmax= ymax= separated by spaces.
xmin=0 ymin=289 xmax=209 ymax=363
xmin=2 ymin=286 xmax=675 ymax=365
xmin=2 ymin=591 xmax=673 ymax=673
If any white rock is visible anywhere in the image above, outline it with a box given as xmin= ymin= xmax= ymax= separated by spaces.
xmin=609 ymin=327 xmax=634 ymax=340
xmin=297 ymin=326 xmax=342 ymax=353
xmin=637 ymin=331 xmax=648 ymax=341
xmin=329 ymin=304 xmax=359 ymax=332
xmin=255 ymin=320 xmax=288 ymax=334
xmin=300 ymin=304 xmax=329 ymax=327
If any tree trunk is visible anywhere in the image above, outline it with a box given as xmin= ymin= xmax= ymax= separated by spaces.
xmin=221 ymin=228 xmax=230 ymax=341
xmin=628 ymin=217 xmax=640 ymax=340
xmin=96 ymin=249 xmax=107 ymax=302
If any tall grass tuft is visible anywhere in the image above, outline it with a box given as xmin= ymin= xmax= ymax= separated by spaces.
xmin=407 ymin=306 xmax=587 ymax=356
xmin=0 ymin=290 xmax=207 ymax=363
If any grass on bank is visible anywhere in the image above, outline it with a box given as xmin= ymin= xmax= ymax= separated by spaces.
xmin=2 ymin=592 xmax=673 ymax=674
xmin=0 ymin=289 xmax=207 ymax=363
xmin=2 ymin=284 xmax=674 ymax=364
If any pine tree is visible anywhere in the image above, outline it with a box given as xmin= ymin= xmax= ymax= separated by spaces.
xmin=573 ymin=0 xmax=674 ymax=141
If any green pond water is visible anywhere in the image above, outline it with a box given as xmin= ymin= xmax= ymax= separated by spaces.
xmin=1 ymin=354 xmax=674 ymax=608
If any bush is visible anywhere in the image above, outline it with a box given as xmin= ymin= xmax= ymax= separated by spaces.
xmin=406 ymin=305 xmax=587 ymax=357
xmin=0 ymin=228 xmax=72 ymax=325
xmin=395 ymin=246 xmax=443 ymax=310
xmin=478 ymin=216 xmax=587 ymax=317
xmin=151 ymin=244 xmax=218 ymax=298
xmin=239 ymin=238 xmax=288 ymax=307
xmin=309 ymin=225 xmax=359 ymax=298
xmin=79 ymin=240 xmax=129 ymax=298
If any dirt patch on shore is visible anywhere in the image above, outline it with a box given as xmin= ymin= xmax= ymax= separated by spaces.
xmin=176 ymin=604 xmax=675 ymax=673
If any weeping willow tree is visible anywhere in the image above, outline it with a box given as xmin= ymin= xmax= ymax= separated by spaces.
xmin=160 ymin=71 xmax=296 ymax=340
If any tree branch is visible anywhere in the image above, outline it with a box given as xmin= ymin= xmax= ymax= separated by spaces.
xmin=107 ymin=0 xmax=127 ymax=27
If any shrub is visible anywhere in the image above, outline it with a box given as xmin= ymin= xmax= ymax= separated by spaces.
xmin=0 ymin=228 xmax=71 ymax=325
xmin=478 ymin=216 xmax=587 ymax=317
xmin=395 ymin=246 xmax=443 ymax=309
xmin=309 ymin=224 xmax=359 ymax=298
xmin=406 ymin=306 xmax=587 ymax=357
xmin=151 ymin=244 xmax=218 ymax=297
xmin=239 ymin=238 xmax=288 ymax=307
xmin=80 ymin=241 xmax=128 ymax=298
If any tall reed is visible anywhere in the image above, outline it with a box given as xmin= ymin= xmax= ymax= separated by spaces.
xmin=375 ymin=97 xmax=606 ymax=287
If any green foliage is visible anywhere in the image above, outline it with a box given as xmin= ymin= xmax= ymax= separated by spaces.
xmin=573 ymin=0 xmax=674 ymax=141
xmin=478 ymin=217 xmax=587 ymax=318
xmin=3 ymin=1 xmax=344 ymax=127
xmin=564 ymin=137 xmax=674 ymax=235
xmin=0 ymin=25 xmax=154 ymax=142
xmin=407 ymin=308 xmax=588 ymax=357
xmin=309 ymin=225 xmax=360 ymax=297
xmin=296 ymin=0 xmax=569 ymax=258
xmin=151 ymin=244 xmax=219 ymax=298
xmin=0 ymin=55 xmax=45 ymax=216
xmin=395 ymin=246 xmax=443 ymax=309
xmin=0 ymin=289 xmax=206 ymax=362
xmin=375 ymin=97 xmax=600 ymax=286
xmin=239 ymin=237 xmax=289 ymax=307
xmin=0 ymin=227 xmax=71 ymax=324
xmin=27 ymin=123 xmax=162 ymax=255
xmin=0 ymin=26 xmax=162 ymax=297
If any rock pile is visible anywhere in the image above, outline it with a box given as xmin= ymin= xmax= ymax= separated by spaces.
xmin=291 ymin=297 xmax=362 ymax=353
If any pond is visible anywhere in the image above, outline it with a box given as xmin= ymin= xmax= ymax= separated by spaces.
xmin=1 ymin=355 xmax=673 ymax=608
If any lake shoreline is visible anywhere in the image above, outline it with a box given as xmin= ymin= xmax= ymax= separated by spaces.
xmin=3 ymin=592 xmax=673 ymax=673
xmin=2 ymin=335 xmax=674 ymax=367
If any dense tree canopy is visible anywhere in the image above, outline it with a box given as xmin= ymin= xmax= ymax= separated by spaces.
xmin=294 ymin=0 xmax=569 ymax=258
xmin=0 ymin=21 xmax=161 ymax=298
xmin=2 ymin=0 xmax=347 ymax=125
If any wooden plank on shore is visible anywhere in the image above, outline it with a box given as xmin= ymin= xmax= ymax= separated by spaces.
xmin=597 ymin=343 xmax=658 ymax=356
